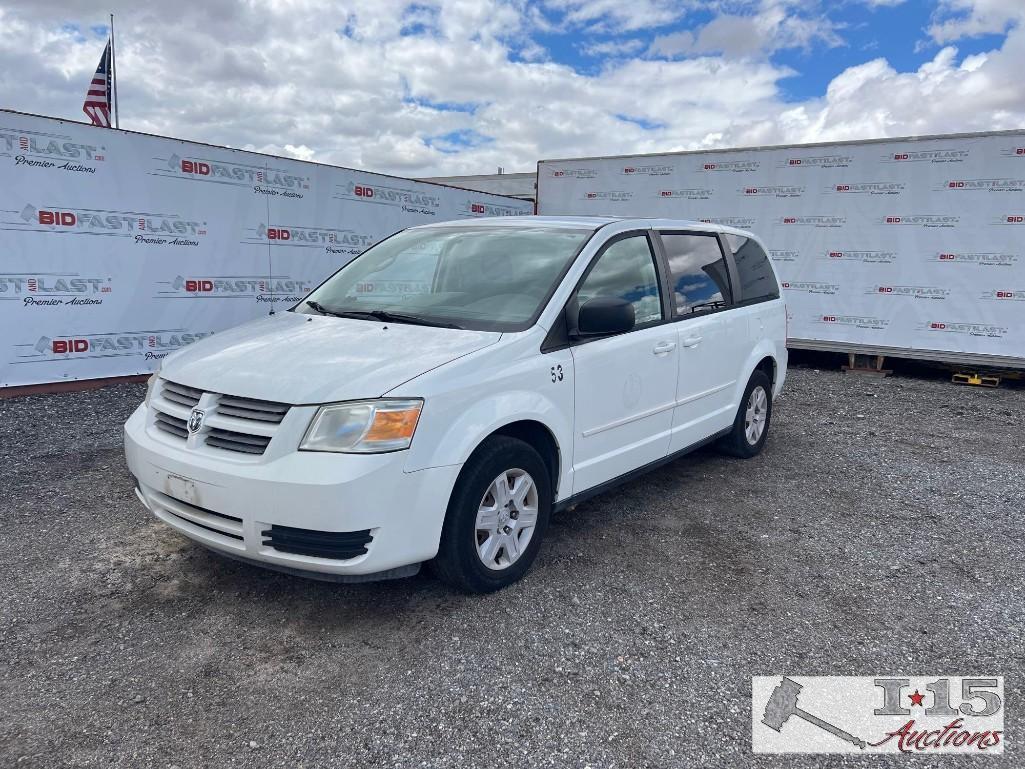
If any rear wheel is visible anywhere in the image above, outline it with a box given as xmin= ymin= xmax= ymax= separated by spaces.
xmin=431 ymin=436 xmax=552 ymax=593
xmin=718 ymin=370 xmax=773 ymax=458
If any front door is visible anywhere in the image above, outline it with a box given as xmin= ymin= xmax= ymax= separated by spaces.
xmin=570 ymin=233 xmax=678 ymax=494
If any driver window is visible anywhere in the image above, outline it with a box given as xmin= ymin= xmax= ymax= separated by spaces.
xmin=576 ymin=235 xmax=663 ymax=325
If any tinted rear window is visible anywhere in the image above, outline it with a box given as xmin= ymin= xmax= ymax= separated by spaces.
xmin=724 ymin=233 xmax=780 ymax=303
xmin=660 ymin=233 xmax=732 ymax=315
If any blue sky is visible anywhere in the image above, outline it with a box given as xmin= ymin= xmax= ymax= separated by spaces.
xmin=1 ymin=0 xmax=1023 ymax=175
xmin=769 ymin=2 xmax=1007 ymax=101
xmin=531 ymin=1 xmax=1010 ymax=100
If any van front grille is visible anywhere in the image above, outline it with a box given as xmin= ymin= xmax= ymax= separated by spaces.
xmin=205 ymin=428 xmax=272 ymax=455
xmin=154 ymin=411 xmax=188 ymax=439
xmin=151 ymin=379 xmax=291 ymax=456
xmin=160 ymin=380 xmax=203 ymax=409
xmin=216 ymin=394 xmax=290 ymax=424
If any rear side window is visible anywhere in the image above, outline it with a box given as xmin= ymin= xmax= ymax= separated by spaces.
xmin=724 ymin=233 xmax=780 ymax=303
xmin=660 ymin=233 xmax=732 ymax=315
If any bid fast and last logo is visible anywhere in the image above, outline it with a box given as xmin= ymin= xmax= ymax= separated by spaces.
xmin=781 ymin=281 xmax=839 ymax=295
xmin=814 ymin=313 xmax=890 ymax=330
xmin=937 ymin=178 xmax=1025 ymax=192
xmin=881 ymin=214 xmax=959 ymax=228
xmin=700 ymin=216 xmax=756 ymax=229
xmin=151 ymin=153 xmax=310 ymax=198
xmin=0 ymin=272 xmax=112 ymax=308
xmin=777 ymin=153 xmax=853 ymax=169
xmin=621 ymin=164 xmax=673 ymax=176
xmin=0 ymin=125 xmax=106 ymax=174
xmin=769 ymin=249 xmax=800 ymax=263
xmin=879 ymin=148 xmax=969 ymax=164
xmin=583 ymin=190 xmax=633 ymax=203
xmin=15 ymin=329 xmax=214 ymax=365
xmin=461 ymin=199 xmax=529 ymax=216
xmin=929 ymin=250 xmax=1018 ymax=266
xmin=154 ymin=274 xmax=311 ymax=305
xmin=4 ymin=203 xmax=206 ymax=246
xmin=980 ymin=288 xmax=1025 ymax=302
xmin=546 ymin=167 xmax=598 ymax=179
xmin=335 ymin=181 xmax=441 ymax=216
xmin=742 ymin=185 xmax=804 ymax=198
xmin=698 ymin=159 xmax=760 ymax=173
xmin=779 ymin=215 xmax=846 ymax=228
xmin=920 ymin=320 xmax=1008 ymax=338
xmin=658 ymin=187 xmax=713 ymax=200
xmin=826 ymin=181 xmax=905 ymax=196
xmin=866 ymin=284 xmax=950 ymax=300
xmin=821 ymin=249 xmax=898 ymax=264
xmin=244 ymin=222 xmax=374 ymax=256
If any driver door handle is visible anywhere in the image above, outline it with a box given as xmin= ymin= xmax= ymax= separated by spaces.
xmin=682 ymin=335 xmax=703 ymax=348
xmin=652 ymin=341 xmax=676 ymax=355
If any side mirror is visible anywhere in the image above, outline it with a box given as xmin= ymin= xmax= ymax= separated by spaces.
xmin=575 ymin=296 xmax=635 ymax=337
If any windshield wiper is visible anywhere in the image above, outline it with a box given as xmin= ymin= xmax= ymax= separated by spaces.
xmin=305 ymin=300 xmax=348 ymax=318
xmin=687 ymin=299 xmax=728 ymax=314
xmin=328 ymin=307 xmax=463 ymax=329
xmin=307 ymin=300 xmax=462 ymax=328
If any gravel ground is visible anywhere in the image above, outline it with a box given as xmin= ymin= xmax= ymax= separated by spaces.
xmin=1 ymin=365 xmax=1022 ymax=768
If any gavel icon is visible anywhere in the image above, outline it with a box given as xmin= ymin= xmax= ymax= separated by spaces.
xmin=761 ymin=677 xmax=867 ymax=749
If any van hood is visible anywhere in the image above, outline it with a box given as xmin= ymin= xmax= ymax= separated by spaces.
xmin=160 ymin=312 xmax=501 ymax=404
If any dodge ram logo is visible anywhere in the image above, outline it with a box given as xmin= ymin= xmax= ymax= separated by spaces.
xmin=188 ymin=408 xmax=205 ymax=434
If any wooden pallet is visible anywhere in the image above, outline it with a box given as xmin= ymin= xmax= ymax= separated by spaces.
xmin=841 ymin=353 xmax=892 ymax=377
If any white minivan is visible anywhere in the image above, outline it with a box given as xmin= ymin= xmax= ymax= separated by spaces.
xmin=124 ymin=216 xmax=786 ymax=592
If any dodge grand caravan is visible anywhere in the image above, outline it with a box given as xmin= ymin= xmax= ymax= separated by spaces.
xmin=124 ymin=216 xmax=787 ymax=592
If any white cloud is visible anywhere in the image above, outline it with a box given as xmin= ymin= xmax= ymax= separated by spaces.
xmin=769 ymin=37 xmax=1025 ymax=145
xmin=283 ymin=143 xmax=316 ymax=161
xmin=649 ymin=1 xmax=843 ymax=59
xmin=929 ymin=0 xmax=1025 ymax=42
xmin=540 ymin=0 xmax=689 ymax=33
xmin=0 ymin=0 xmax=1021 ymax=180
xmin=579 ymin=38 xmax=645 ymax=58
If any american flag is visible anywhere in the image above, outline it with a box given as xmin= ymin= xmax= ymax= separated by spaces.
xmin=82 ymin=41 xmax=113 ymax=127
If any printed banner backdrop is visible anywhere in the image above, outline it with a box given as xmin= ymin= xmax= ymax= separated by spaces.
xmin=537 ymin=132 xmax=1025 ymax=367
xmin=0 ymin=111 xmax=533 ymax=387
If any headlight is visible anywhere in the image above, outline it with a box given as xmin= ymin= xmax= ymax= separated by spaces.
xmin=300 ymin=399 xmax=423 ymax=453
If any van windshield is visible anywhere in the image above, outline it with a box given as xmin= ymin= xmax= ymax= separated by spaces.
xmin=295 ymin=225 xmax=592 ymax=331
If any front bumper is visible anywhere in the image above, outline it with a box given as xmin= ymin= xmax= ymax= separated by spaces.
xmin=124 ymin=404 xmax=460 ymax=576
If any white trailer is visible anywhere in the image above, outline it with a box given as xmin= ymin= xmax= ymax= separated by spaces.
xmin=0 ymin=110 xmax=534 ymax=388
xmin=536 ymin=131 xmax=1025 ymax=369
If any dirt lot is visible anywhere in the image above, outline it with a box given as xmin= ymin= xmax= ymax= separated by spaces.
xmin=1 ymin=364 xmax=1022 ymax=768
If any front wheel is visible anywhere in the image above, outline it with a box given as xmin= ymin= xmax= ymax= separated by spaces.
xmin=430 ymin=436 xmax=552 ymax=593
xmin=718 ymin=370 xmax=773 ymax=458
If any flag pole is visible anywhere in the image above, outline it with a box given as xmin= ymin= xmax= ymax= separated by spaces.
xmin=109 ymin=13 xmax=119 ymax=128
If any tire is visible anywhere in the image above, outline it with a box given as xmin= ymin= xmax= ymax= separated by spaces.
xmin=718 ymin=370 xmax=773 ymax=458
xmin=430 ymin=436 xmax=552 ymax=593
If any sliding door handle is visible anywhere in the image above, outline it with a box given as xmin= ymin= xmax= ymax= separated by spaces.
xmin=682 ymin=335 xmax=703 ymax=348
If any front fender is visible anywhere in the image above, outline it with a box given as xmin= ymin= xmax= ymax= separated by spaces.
xmin=388 ymin=328 xmax=576 ymax=499
xmin=403 ymin=388 xmax=572 ymax=491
